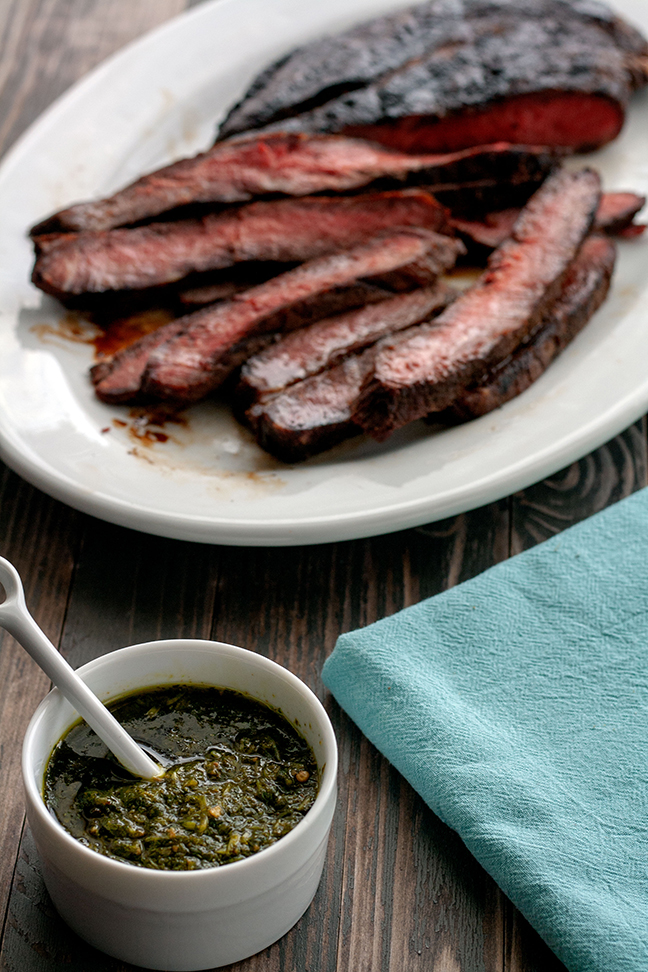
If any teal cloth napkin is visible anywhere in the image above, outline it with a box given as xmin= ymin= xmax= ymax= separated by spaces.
xmin=322 ymin=487 xmax=648 ymax=972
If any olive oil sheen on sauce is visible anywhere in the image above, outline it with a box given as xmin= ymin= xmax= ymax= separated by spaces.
xmin=43 ymin=685 xmax=319 ymax=870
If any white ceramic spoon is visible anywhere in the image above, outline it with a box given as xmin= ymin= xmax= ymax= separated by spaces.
xmin=0 ymin=557 xmax=163 ymax=779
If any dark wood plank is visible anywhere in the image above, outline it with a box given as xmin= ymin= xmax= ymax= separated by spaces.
xmin=0 ymin=469 xmax=81 ymax=939
xmin=511 ymin=419 xmax=648 ymax=554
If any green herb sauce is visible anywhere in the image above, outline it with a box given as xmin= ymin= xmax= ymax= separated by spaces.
xmin=43 ymin=685 xmax=319 ymax=870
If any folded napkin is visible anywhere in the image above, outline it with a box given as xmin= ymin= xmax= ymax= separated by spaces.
xmin=322 ymin=487 xmax=648 ymax=972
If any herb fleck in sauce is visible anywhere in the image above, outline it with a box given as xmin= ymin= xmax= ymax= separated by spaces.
xmin=43 ymin=685 xmax=319 ymax=870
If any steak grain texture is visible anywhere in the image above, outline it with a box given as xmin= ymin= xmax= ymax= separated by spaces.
xmin=250 ymin=348 xmax=377 ymax=463
xmin=30 ymin=134 xmax=555 ymax=235
xmin=32 ymin=190 xmax=449 ymax=298
xmin=353 ymin=167 xmax=601 ymax=439
xmin=237 ymin=283 xmax=453 ymax=412
xmin=93 ymin=230 xmax=446 ymax=405
xmin=218 ymin=0 xmax=648 ymax=152
xmin=141 ymin=229 xmax=459 ymax=406
xmin=448 ymin=234 xmax=616 ymax=419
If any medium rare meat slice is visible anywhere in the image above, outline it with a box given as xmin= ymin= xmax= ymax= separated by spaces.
xmin=93 ymin=230 xmax=446 ymax=405
xmin=446 ymin=234 xmax=615 ymax=420
xmin=32 ymin=190 xmax=449 ymax=299
xmin=30 ymin=134 xmax=555 ymax=236
xmin=238 ymin=282 xmax=454 ymax=412
xmin=140 ymin=229 xmax=456 ymax=406
xmin=353 ymin=167 xmax=601 ymax=440
xmin=218 ymin=0 xmax=648 ymax=152
xmin=250 ymin=348 xmax=377 ymax=463
xmin=453 ymin=191 xmax=646 ymax=253
xmin=251 ymin=233 xmax=615 ymax=462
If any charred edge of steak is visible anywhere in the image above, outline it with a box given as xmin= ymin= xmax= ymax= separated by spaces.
xmin=217 ymin=0 xmax=648 ymax=142
xmin=594 ymin=191 xmax=646 ymax=234
xmin=29 ymin=134 xmax=552 ymax=237
xmin=92 ymin=322 xmax=185 ymax=405
xmin=452 ymin=190 xmax=646 ymax=259
xmin=444 ymin=233 xmax=616 ymax=420
xmin=237 ymin=282 xmax=454 ymax=418
xmin=433 ymin=177 xmax=559 ymax=218
xmin=95 ymin=230 xmax=443 ymax=407
xmin=352 ymin=166 xmax=601 ymax=440
xmin=31 ymin=189 xmax=450 ymax=299
xmin=249 ymin=348 xmax=377 ymax=464
xmin=139 ymin=229 xmax=451 ymax=407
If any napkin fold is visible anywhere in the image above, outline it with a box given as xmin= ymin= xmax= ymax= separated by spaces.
xmin=322 ymin=487 xmax=648 ymax=972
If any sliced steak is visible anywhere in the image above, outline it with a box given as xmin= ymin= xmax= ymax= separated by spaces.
xmin=594 ymin=190 xmax=645 ymax=234
xmin=30 ymin=133 xmax=555 ymax=235
xmin=447 ymin=234 xmax=616 ymax=419
xmin=93 ymin=230 xmax=447 ymax=405
xmin=249 ymin=348 xmax=377 ymax=463
xmin=238 ymin=282 xmax=453 ymax=412
xmin=353 ymin=167 xmax=601 ymax=439
xmin=140 ymin=229 xmax=457 ymax=406
xmin=454 ymin=191 xmax=646 ymax=254
xmin=218 ymin=0 xmax=648 ymax=152
xmin=32 ymin=190 xmax=449 ymax=299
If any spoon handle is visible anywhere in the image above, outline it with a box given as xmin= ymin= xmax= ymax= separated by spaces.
xmin=0 ymin=558 xmax=162 ymax=779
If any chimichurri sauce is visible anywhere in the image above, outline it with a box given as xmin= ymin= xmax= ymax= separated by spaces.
xmin=43 ymin=685 xmax=319 ymax=870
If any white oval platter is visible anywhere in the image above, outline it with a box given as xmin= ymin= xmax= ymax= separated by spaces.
xmin=0 ymin=0 xmax=646 ymax=546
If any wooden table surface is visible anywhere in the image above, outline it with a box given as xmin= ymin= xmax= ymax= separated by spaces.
xmin=0 ymin=2 xmax=645 ymax=970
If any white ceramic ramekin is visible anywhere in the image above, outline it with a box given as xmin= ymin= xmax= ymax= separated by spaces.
xmin=22 ymin=639 xmax=338 ymax=971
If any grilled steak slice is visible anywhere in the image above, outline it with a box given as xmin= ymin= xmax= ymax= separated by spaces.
xmin=91 ymin=280 xmax=392 ymax=406
xmin=447 ymin=234 xmax=615 ymax=419
xmin=454 ymin=191 xmax=646 ymax=254
xmin=238 ymin=283 xmax=453 ymax=412
xmin=32 ymin=190 xmax=449 ymax=299
xmin=594 ymin=191 xmax=646 ymax=234
xmin=30 ymin=134 xmax=556 ymax=236
xmin=219 ymin=0 xmax=648 ymax=152
xmin=139 ymin=229 xmax=456 ymax=406
xmin=353 ymin=167 xmax=601 ymax=439
xmin=249 ymin=348 xmax=377 ymax=463
xmin=93 ymin=230 xmax=445 ymax=405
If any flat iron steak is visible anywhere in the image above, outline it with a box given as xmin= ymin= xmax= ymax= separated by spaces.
xmin=353 ymin=166 xmax=601 ymax=440
xmin=218 ymin=0 xmax=648 ymax=152
xmin=32 ymin=190 xmax=449 ymax=299
xmin=447 ymin=233 xmax=616 ymax=420
xmin=92 ymin=229 xmax=450 ymax=405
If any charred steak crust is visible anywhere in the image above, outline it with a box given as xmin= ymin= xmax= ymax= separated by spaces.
xmin=31 ymin=190 xmax=450 ymax=299
xmin=217 ymin=0 xmax=648 ymax=152
xmin=30 ymin=134 xmax=555 ymax=237
xmin=353 ymin=166 xmax=601 ymax=440
xmin=447 ymin=233 xmax=616 ymax=420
